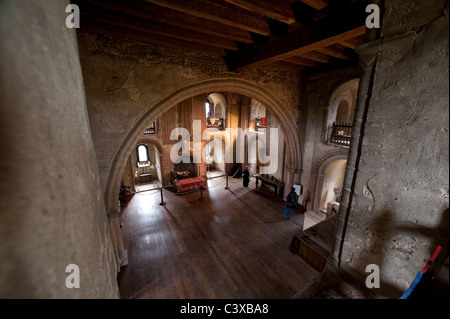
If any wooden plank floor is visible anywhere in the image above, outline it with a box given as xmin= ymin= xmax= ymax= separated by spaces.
xmin=117 ymin=176 xmax=318 ymax=299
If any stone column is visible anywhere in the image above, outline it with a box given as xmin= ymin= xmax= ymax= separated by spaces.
xmin=196 ymin=162 xmax=207 ymax=178
xmin=326 ymin=44 xmax=378 ymax=270
xmin=299 ymin=93 xmax=319 ymax=205
xmin=0 ymin=0 xmax=119 ymax=298
xmin=313 ymin=174 xmax=325 ymax=211
xmin=109 ymin=211 xmax=128 ymax=269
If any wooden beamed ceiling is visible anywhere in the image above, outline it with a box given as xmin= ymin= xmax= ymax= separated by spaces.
xmin=77 ymin=0 xmax=369 ymax=72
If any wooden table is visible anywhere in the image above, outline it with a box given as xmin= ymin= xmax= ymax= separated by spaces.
xmin=255 ymin=175 xmax=284 ymax=197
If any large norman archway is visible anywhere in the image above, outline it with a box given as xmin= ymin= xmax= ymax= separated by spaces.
xmin=104 ymin=78 xmax=303 ymax=215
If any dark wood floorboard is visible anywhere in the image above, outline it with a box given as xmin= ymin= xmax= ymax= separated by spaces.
xmin=117 ymin=176 xmax=318 ymax=299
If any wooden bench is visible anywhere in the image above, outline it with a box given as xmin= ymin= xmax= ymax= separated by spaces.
xmin=139 ymin=173 xmax=152 ymax=183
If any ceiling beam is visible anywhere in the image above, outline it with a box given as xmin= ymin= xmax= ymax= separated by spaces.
xmin=80 ymin=20 xmax=226 ymax=55
xmin=221 ymin=0 xmax=296 ymax=24
xmin=225 ymin=2 xmax=366 ymax=71
xmin=299 ymin=0 xmax=329 ymax=10
xmin=283 ymin=56 xmax=318 ymax=68
xmin=338 ymin=35 xmax=367 ymax=49
xmin=78 ymin=0 xmax=254 ymax=44
xmin=269 ymin=61 xmax=305 ymax=71
xmin=79 ymin=3 xmax=239 ymax=50
xmin=298 ymin=51 xmax=333 ymax=64
xmin=145 ymin=0 xmax=271 ymax=35
xmin=315 ymin=44 xmax=353 ymax=60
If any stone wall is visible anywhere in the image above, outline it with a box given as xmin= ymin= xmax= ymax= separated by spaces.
xmin=329 ymin=0 xmax=449 ymax=298
xmin=0 ymin=1 xmax=119 ymax=298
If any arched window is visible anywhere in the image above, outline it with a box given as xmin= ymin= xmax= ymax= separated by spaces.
xmin=325 ymin=79 xmax=360 ymax=147
xmin=206 ymin=93 xmax=225 ymax=130
xmin=336 ymin=100 xmax=350 ymax=122
xmin=205 ymin=99 xmax=214 ymax=118
xmin=137 ymin=144 xmax=149 ymax=167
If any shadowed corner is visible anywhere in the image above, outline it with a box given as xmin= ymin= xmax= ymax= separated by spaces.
xmin=398 ymin=208 xmax=449 ymax=299
xmin=350 ymin=207 xmax=449 ymax=299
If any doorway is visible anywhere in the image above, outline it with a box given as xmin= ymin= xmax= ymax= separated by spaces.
xmin=205 ymin=138 xmax=225 ymax=179
xmin=319 ymin=159 xmax=347 ymax=212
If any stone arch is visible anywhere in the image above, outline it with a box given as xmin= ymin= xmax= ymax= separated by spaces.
xmin=329 ymin=78 xmax=360 ymax=109
xmin=138 ymin=136 xmax=164 ymax=155
xmin=105 ymin=78 xmax=303 ymax=214
xmin=325 ymin=78 xmax=360 ymax=142
xmin=207 ymin=92 xmax=226 ymax=119
xmin=310 ymin=150 xmax=348 ymax=211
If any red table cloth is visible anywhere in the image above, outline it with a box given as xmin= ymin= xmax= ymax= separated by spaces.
xmin=176 ymin=177 xmax=206 ymax=192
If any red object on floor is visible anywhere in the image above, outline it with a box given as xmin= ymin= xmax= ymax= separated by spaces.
xmin=176 ymin=177 xmax=206 ymax=192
